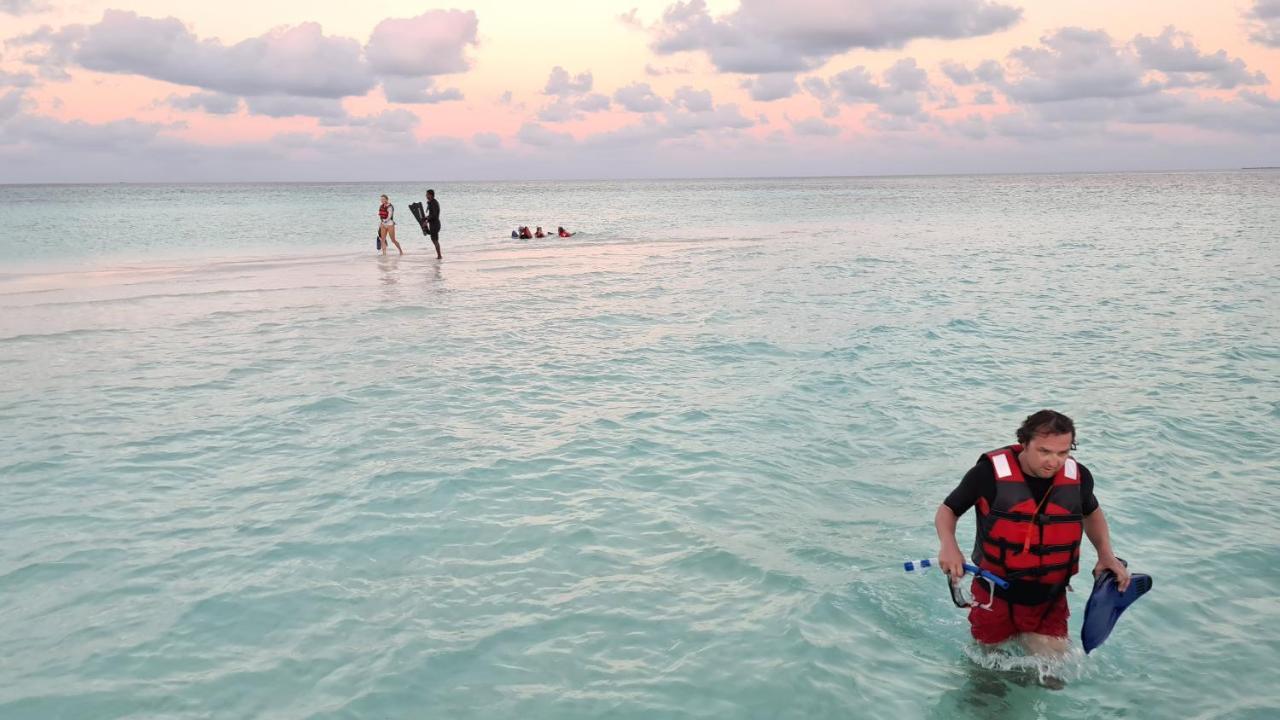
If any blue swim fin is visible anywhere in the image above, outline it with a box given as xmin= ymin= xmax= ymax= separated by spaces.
xmin=1081 ymin=562 xmax=1153 ymax=653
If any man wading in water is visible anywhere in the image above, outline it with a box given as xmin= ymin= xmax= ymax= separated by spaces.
xmin=934 ymin=410 xmax=1130 ymax=658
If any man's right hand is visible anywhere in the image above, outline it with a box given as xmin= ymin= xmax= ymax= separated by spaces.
xmin=938 ymin=545 xmax=967 ymax=581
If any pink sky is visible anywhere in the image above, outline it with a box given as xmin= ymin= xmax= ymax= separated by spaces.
xmin=1 ymin=0 xmax=1277 ymax=181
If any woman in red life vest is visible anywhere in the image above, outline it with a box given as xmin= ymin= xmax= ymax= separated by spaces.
xmin=557 ymin=226 xmax=573 ymax=237
xmin=378 ymin=194 xmax=403 ymax=256
xmin=934 ymin=410 xmax=1131 ymax=657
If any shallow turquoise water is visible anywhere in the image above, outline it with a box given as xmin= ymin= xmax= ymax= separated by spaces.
xmin=1 ymin=173 xmax=1278 ymax=718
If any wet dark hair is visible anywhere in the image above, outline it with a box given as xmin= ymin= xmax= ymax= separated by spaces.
xmin=426 ymin=189 xmax=435 ymax=197
xmin=1016 ymin=409 xmax=1076 ymax=447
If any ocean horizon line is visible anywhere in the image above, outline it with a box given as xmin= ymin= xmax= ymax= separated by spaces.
xmin=0 ymin=165 xmax=1264 ymax=188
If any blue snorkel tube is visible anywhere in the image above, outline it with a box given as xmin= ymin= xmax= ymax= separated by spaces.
xmin=904 ymin=558 xmax=1010 ymax=610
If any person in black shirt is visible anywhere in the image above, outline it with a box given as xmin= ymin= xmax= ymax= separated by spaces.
xmin=425 ymin=189 xmax=442 ymax=259
xmin=934 ymin=410 xmax=1130 ymax=656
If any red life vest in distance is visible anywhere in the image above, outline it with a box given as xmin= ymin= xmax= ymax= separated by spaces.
xmin=972 ymin=444 xmax=1083 ymax=603
xmin=379 ymin=204 xmax=389 ymax=220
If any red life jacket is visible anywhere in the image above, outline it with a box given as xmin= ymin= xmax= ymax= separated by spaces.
xmin=972 ymin=444 xmax=1083 ymax=603
xmin=379 ymin=204 xmax=389 ymax=220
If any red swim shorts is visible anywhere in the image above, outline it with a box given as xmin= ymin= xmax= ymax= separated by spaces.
xmin=967 ymin=579 xmax=1069 ymax=645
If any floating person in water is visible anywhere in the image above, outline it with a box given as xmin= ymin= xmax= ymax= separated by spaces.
xmin=518 ymin=226 xmax=533 ymax=239
xmin=377 ymin=194 xmax=403 ymax=256
xmin=557 ymin=226 xmax=573 ymax=237
xmin=934 ymin=410 xmax=1131 ymax=658
xmin=534 ymin=226 xmax=546 ymax=238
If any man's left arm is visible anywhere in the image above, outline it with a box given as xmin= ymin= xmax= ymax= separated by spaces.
xmin=1084 ymin=508 xmax=1131 ymax=591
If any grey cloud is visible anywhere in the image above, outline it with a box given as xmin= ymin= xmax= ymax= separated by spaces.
xmin=1003 ymin=28 xmax=1155 ymax=103
xmin=544 ymin=66 xmax=593 ymax=97
xmin=69 ymin=11 xmax=374 ymax=98
xmin=664 ymin=102 xmax=753 ymax=132
xmin=537 ymin=67 xmax=607 ymax=121
xmin=645 ymin=63 xmax=690 ymax=76
xmin=342 ymin=109 xmax=420 ymax=133
xmin=0 ymin=88 xmax=26 ymax=121
xmin=952 ymin=114 xmax=988 ymax=139
xmin=741 ymin=73 xmax=797 ymax=101
xmin=1133 ymin=27 xmax=1267 ymax=88
xmin=167 ymin=91 xmax=241 ymax=115
xmin=614 ymin=82 xmax=666 ymax=112
xmin=974 ymin=89 xmax=995 ymax=104
xmin=11 ymin=9 xmax=479 ymax=103
xmin=537 ymin=95 xmax=609 ymax=123
xmin=1 ymin=0 xmax=49 ymax=15
xmin=382 ymin=76 xmax=464 ymax=104
xmin=517 ymin=121 xmax=574 ymax=147
xmin=941 ymin=61 xmax=975 ymax=85
xmin=1241 ymin=90 xmax=1280 ymax=108
xmin=821 ymin=58 xmax=932 ymax=117
xmin=365 ymin=10 xmax=477 ymax=77
xmin=581 ymin=110 xmax=750 ymax=149
xmin=672 ymin=86 xmax=713 ymax=112
xmin=537 ymin=100 xmax=578 ymax=122
xmin=1246 ymin=1 xmax=1280 ymax=47
xmin=650 ymin=0 xmax=1021 ymax=74
xmin=802 ymin=77 xmax=831 ymax=100
xmin=2 ymin=114 xmax=174 ymax=151
xmin=578 ymin=94 xmax=611 ymax=112
xmin=473 ymin=131 xmax=502 ymax=148
xmin=8 ymin=24 xmax=85 ymax=80
xmin=247 ymin=95 xmax=348 ymax=119
xmin=0 ymin=70 xmax=36 ymax=87
xmin=791 ymin=116 xmax=840 ymax=136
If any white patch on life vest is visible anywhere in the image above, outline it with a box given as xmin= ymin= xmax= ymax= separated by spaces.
xmin=992 ymin=453 xmax=1013 ymax=479
xmin=1064 ymin=458 xmax=1078 ymax=480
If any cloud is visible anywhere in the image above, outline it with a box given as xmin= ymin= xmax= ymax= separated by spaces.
xmin=246 ymin=95 xmax=347 ymax=119
xmin=613 ymin=82 xmax=666 ymax=112
xmin=974 ymin=89 xmax=995 ymax=104
xmin=810 ymin=58 xmax=933 ymax=118
xmin=343 ymin=108 xmax=420 ymax=133
xmin=791 ymin=116 xmax=840 ymax=136
xmin=536 ymin=67 xmax=609 ymax=121
xmin=672 ymin=86 xmax=713 ymax=112
xmin=618 ymin=8 xmax=643 ymax=28
xmin=951 ymin=113 xmax=989 ymax=139
xmin=365 ymin=10 xmax=477 ymax=77
xmin=940 ymin=61 xmax=975 ymax=85
xmin=1133 ymin=27 xmax=1267 ymax=89
xmin=740 ymin=73 xmax=798 ymax=101
xmin=544 ymin=66 xmax=594 ymax=96
xmin=0 ymin=70 xmax=36 ymax=88
xmin=1 ymin=0 xmax=49 ymax=15
xmin=517 ymin=121 xmax=574 ymax=147
xmin=644 ymin=63 xmax=690 ymax=76
xmin=1 ymin=113 xmax=176 ymax=152
xmin=1002 ymin=28 xmax=1155 ymax=103
xmin=8 ymin=9 xmax=479 ymax=106
xmin=473 ymin=131 xmax=502 ymax=148
xmin=71 ymin=11 xmax=375 ymax=98
xmin=382 ymin=76 xmax=464 ymax=104
xmin=1246 ymin=1 xmax=1280 ymax=47
xmin=167 ymin=91 xmax=241 ymax=115
xmin=0 ymin=89 xmax=27 ymax=121
xmin=650 ymin=0 xmax=1021 ymax=74
xmin=7 ymin=24 xmax=85 ymax=80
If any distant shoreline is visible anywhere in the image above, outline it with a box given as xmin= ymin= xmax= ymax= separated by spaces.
xmin=1241 ymin=166 xmax=1279 ymax=170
